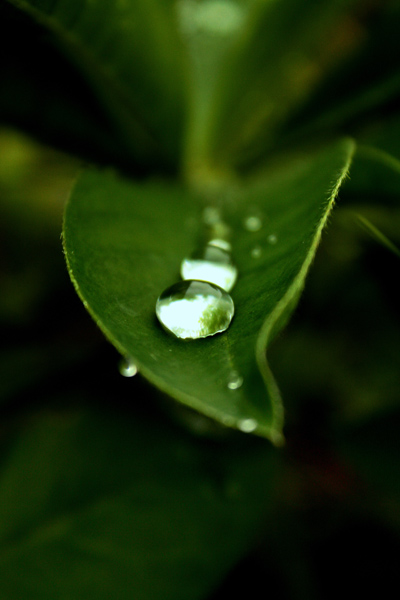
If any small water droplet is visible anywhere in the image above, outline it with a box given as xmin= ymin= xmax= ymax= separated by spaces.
xmin=227 ymin=372 xmax=243 ymax=390
xmin=181 ymin=243 xmax=238 ymax=292
xmin=244 ymin=215 xmax=263 ymax=232
xmin=238 ymin=418 xmax=258 ymax=433
xmin=202 ymin=206 xmax=221 ymax=226
xmin=208 ymin=238 xmax=232 ymax=252
xmin=156 ymin=280 xmax=234 ymax=340
xmin=251 ymin=245 xmax=262 ymax=258
xmin=119 ymin=357 xmax=138 ymax=377
xmin=267 ymin=233 xmax=278 ymax=244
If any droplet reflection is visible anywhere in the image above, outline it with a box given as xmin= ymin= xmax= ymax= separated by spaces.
xmin=156 ymin=280 xmax=234 ymax=339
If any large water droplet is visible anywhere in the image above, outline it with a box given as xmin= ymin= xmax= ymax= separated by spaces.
xmin=119 ymin=357 xmax=138 ymax=377
xmin=156 ymin=280 xmax=234 ymax=339
xmin=181 ymin=243 xmax=238 ymax=292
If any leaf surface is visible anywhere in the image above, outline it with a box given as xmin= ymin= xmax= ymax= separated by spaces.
xmin=0 ymin=406 xmax=278 ymax=599
xmin=63 ymin=139 xmax=355 ymax=442
xmin=6 ymin=0 xmax=186 ymax=169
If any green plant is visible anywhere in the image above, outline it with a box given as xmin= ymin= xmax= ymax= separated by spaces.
xmin=1 ymin=0 xmax=400 ymax=598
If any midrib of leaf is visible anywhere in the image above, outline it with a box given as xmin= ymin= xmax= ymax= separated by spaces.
xmin=6 ymin=0 xmax=163 ymax=161
xmin=255 ymin=138 xmax=356 ymax=436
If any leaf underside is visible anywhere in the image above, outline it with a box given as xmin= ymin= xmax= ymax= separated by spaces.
xmin=63 ymin=139 xmax=355 ymax=443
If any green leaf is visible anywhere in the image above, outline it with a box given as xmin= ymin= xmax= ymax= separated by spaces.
xmin=6 ymin=0 xmax=186 ymax=169
xmin=0 ymin=406 xmax=278 ymax=599
xmin=355 ymin=214 xmax=400 ymax=259
xmin=181 ymin=0 xmax=359 ymax=171
xmin=0 ymin=2 xmax=136 ymax=170
xmin=63 ymin=138 xmax=355 ymax=443
xmin=341 ymin=144 xmax=400 ymax=207
xmin=280 ymin=1 xmax=400 ymax=149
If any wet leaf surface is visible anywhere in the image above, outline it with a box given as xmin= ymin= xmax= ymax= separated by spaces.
xmin=63 ymin=139 xmax=354 ymax=442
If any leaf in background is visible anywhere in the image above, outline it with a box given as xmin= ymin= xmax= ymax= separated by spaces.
xmin=0 ymin=406 xmax=278 ymax=599
xmin=5 ymin=0 xmax=186 ymax=169
xmin=281 ymin=1 xmax=400 ymax=150
xmin=0 ymin=3 xmax=139 ymax=172
xmin=355 ymin=213 xmax=400 ymax=258
xmin=180 ymin=0 xmax=359 ymax=172
xmin=63 ymin=138 xmax=355 ymax=443
xmin=339 ymin=142 xmax=400 ymax=260
xmin=359 ymin=115 xmax=400 ymax=161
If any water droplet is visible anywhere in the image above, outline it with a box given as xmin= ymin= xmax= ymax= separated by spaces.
xmin=202 ymin=207 xmax=232 ymax=240
xmin=156 ymin=280 xmax=234 ymax=339
xmin=202 ymin=206 xmax=222 ymax=226
xmin=251 ymin=245 xmax=262 ymax=258
xmin=244 ymin=215 xmax=263 ymax=232
xmin=208 ymin=238 xmax=232 ymax=252
xmin=181 ymin=243 xmax=238 ymax=292
xmin=238 ymin=418 xmax=258 ymax=433
xmin=119 ymin=357 xmax=138 ymax=378
xmin=267 ymin=233 xmax=278 ymax=244
xmin=227 ymin=371 xmax=243 ymax=390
